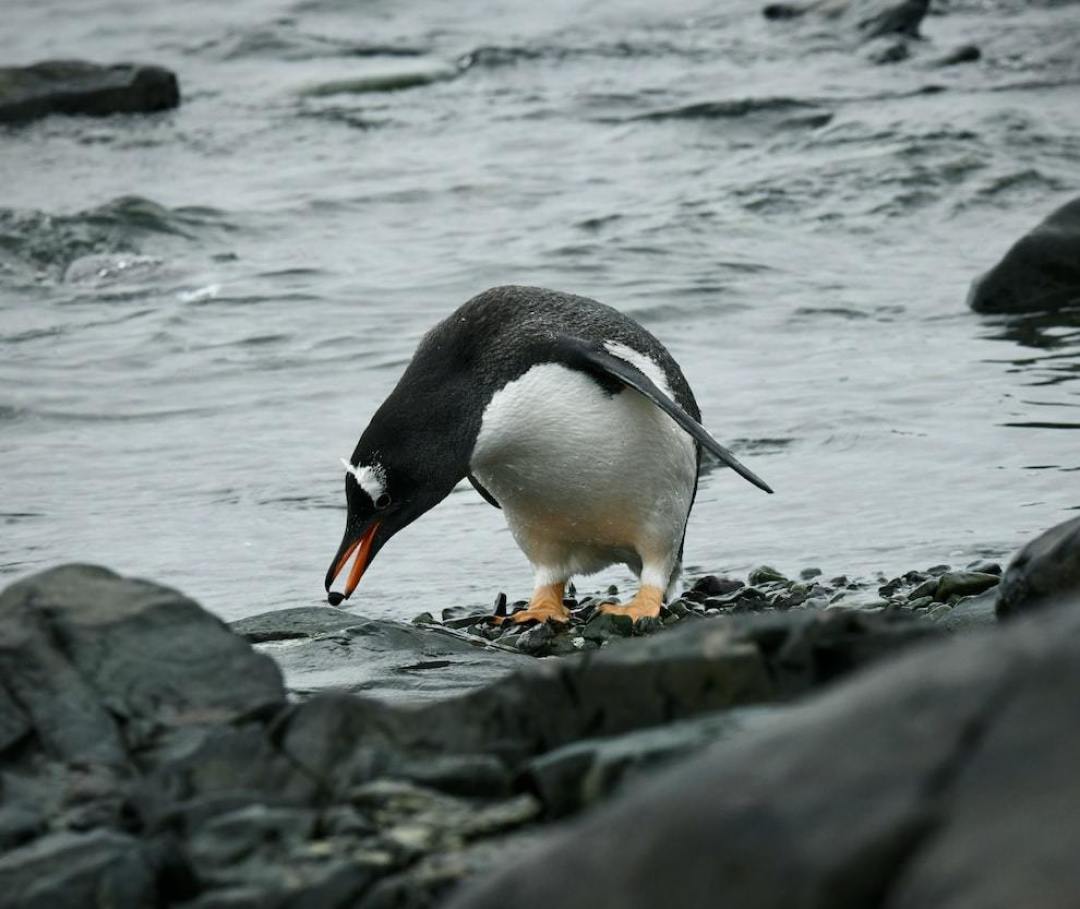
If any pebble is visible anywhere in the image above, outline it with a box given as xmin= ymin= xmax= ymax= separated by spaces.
xmin=935 ymin=571 xmax=1000 ymax=602
xmin=748 ymin=565 xmax=788 ymax=586
xmin=799 ymin=567 xmax=823 ymax=580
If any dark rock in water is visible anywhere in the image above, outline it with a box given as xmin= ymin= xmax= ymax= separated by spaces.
xmin=761 ymin=0 xmax=930 ymax=41
xmin=448 ymin=592 xmax=1080 ymax=909
xmin=0 ymin=60 xmax=179 ymax=124
xmin=934 ymin=570 xmax=1000 ymax=602
xmin=857 ymin=0 xmax=928 ymax=40
xmin=690 ymin=575 xmax=744 ymax=597
xmin=867 ymin=39 xmax=910 ymax=64
xmin=997 ymin=516 xmax=1080 ymax=618
xmin=969 ymin=196 xmax=1080 ymax=313
xmin=232 ymin=606 xmax=528 ymax=701
xmin=936 ymin=43 xmax=981 ymax=66
xmin=747 ymin=564 xmax=787 ymax=586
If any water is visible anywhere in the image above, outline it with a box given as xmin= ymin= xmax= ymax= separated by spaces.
xmin=2 ymin=0 xmax=1078 ymax=622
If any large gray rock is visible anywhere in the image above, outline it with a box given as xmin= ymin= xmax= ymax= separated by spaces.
xmin=969 ymin=197 xmax=1080 ymax=314
xmin=232 ymin=607 xmax=529 ymax=701
xmin=0 ymin=60 xmax=180 ymax=124
xmin=0 ymin=565 xmax=284 ymax=764
xmin=449 ymin=599 xmax=1080 ymax=909
xmin=997 ymin=516 xmax=1080 ymax=618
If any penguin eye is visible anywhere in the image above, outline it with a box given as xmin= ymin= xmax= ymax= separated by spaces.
xmin=374 ymin=493 xmax=392 ymax=510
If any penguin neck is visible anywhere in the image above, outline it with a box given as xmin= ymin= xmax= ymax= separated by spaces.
xmin=362 ymin=376 xmax=482 ymax=515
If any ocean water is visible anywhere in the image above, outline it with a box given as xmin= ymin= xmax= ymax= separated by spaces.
xmin=1 ymin=0 xmax=1077 ymax=622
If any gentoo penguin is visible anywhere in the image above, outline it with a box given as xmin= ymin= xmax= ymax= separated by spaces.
xmin=325 ymin=285 xmax=772 ymax=623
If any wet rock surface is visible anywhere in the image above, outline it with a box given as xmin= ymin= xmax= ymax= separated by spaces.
xmin=418 ymin=559 xmax=1004 ymax=658
xmin=0 ymin=562 xmax=964 ymax=908
xmin=231 ymin=607 xmax=529 ymax=701
xmin=0 ymin=60 xmax=180 ymax=124
xmin=969 ymin=196 xmax=1080 ymax=314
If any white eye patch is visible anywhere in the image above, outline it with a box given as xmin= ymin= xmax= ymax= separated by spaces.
xmin=340 ymin=458 xmax=387 ymax=502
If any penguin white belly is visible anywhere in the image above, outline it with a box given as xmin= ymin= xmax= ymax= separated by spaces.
xmin=469 ymin=358 xmax=697 ymax=589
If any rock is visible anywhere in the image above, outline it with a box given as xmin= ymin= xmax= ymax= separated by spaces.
xmin=936 ymin=44 xmax=981 ymax=66
xmin=747 ymin=565 xmax=788 ymax=586
xmin=515 ymin=623 xmax=556 ymax=656
xmin=0 ymin=829 xmax=183 ymax=908
xmin=231 ymin=606 xmax=363 ymax=643
xmin=934 ymin=571 xmax=1000 ymax=602
xmin=689 ymin=575 xmax=744 ymax=597
xmin=0 ymin=565 xmax=284 ymax=764
xmin=966 ymin=559 xmax=1002 ymax=576
xmin=969 ymin=197 xmax=1080 ymax=313
xmin=582 ymin=612 xmax=634 ymax=643
xmin=762 ymin=0 xmax=930 ymax=41
xmin=448 ymin=591 xmax=1080 ymax=909
xmin=997 ymin=516 xmax=1080 ymax=618
xmin=234 ymin=608 xmax=528 ymax=701
xmin=799 ymin=567 xmax=823 ymax=580
xmin=0 ymin=60 xmax=179 ymax=124
xmin=936 ymin=588 xmax=998 ymax=632
xmin=523 ymin=707 xmax=783 ymax=817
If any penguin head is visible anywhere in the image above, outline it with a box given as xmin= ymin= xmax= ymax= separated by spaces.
xmin=323 ymin=422 xmax=468 ymax=604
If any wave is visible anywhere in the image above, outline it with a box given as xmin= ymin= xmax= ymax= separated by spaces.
xmin=0 ymin=196 xmax=233 ymax=284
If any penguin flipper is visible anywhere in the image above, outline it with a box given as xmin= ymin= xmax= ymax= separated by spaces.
xmin=467 ymin=472 xmax=501 ymax=509
xmin=556 ymin=336 xmax=774 ymax=495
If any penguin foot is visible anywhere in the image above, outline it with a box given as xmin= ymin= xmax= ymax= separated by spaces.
xmin=494 ymin=581 xmax=570 ymax=625
xmin=599 ymin=585 xmax=664 ymax=621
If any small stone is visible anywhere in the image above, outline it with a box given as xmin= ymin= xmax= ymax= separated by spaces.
xmin=966 ymin=560 xmax=1002 ymax=576
xmin=926 ymin=564 xmax=951 ymax=576
xmin=668 ymin=600 xmax=692 ymax=618
xmin=583 ymin=612 xmax=635 ymax=643
xmin=691 ymin=575 xmax=744 ymax=597
xmin=516 ymin=623 xmax=556 ymax=656
xmin=927 ymin=604 xmax=953 ymax=621
xmin=909 ymin=577 xmax=940 ymax=600
xmin=748 ymin=565 xmax=788 ymax=586
xmin=907 ymin=596 xmax=934 ymax=610
xmin=411 ymin=612 xmax=435 ymax=626
xmin=829 ymin=575 xmax=849 ymax=588
xmin=799 ymin=568 xmax=822 ymax=580
xmin=936 ymin=44 xmax=981 ymax=66
xmin=935 ymin=571 xmax=1000 ymax=602
xmin=327 ymin=591 xmax=344 ymax=607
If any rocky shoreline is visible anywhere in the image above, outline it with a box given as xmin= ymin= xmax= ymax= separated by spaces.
xmin=1 ymin=517 xmax=1077 ymax=907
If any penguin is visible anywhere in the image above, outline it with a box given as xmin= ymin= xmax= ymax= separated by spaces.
xmin=324 ymin=285 xmax=772 ymax=623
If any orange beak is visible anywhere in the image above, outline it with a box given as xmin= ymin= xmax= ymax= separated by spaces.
xmin=328 ymin=520 xmax=381 ymax=600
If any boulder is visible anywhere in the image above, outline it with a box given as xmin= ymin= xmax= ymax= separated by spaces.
xmin=0 ymin=60 xmax=179 ymax=124
xmin=969 ymin=197 xmax=1080 ymax=313
xmin=997 ymin=516 xmax=1080 ymax=618
xmin=449 ymin=597 xmax=1080 ymax=909
xmin=0 ymin=565 xmax=284 ymax=765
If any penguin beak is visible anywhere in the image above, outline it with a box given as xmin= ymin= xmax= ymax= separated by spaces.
xmin=325 ymin=520 xmax=382 ymax=600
